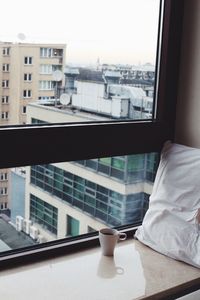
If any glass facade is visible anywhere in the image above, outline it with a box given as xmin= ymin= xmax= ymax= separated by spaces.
xmin=30 ymin=194 xmax=58 ymax=235
xmin=30 ymin=153 xmax=158 ymax=227
xmin=76 ymin=153 xmax=158 ymax=183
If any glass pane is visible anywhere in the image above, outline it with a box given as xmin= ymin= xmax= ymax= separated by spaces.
xmin=0 ymin=152 xmax=159 ymax=253
xmin=0 ymin=0 xmax=160 ymax=127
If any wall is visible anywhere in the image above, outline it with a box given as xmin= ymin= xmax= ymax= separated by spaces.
xmin=10 ymin=170 xmax=25 ymax=224
xmin=175 ymin=0 xmax=200 ymax=148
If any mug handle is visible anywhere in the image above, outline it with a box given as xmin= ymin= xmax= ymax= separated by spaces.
xmin=118 ymin=232 xmax=127 ymax=241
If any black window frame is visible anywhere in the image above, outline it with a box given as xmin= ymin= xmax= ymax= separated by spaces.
xmin=0 ymin=0 xmax=184 ymax=267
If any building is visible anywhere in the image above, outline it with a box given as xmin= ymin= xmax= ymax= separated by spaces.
xmin=0 ymin=42 xmax=66 ymax=215
xmin=63 ymin=67 xmax=153 ymax=119
xmin=10 ymin=168 xmax=26 ymax=224
xmin=24 ymin=71 xmax=158 ymax=242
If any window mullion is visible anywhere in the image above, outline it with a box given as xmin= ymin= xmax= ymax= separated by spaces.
xmin=0 ymin=121 xmax=168 ymax=169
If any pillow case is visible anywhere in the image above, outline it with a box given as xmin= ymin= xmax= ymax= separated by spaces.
xmin=135 ymin=142 xmax=200 ymax=268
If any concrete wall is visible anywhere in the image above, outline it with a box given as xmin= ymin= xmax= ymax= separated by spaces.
xmin=175 ymin=0 xmax=200 ymax=148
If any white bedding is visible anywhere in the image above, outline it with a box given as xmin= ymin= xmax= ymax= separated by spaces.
xmin=135 ymin=142 xmax=200 ymax=268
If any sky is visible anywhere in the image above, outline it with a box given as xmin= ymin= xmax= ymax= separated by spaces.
xmin=0 ymin=0 xmax=160 ymax=65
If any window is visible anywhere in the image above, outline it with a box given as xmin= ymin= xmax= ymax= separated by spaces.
xmin=2 ymin=80 xmax=9 ymax=88
xmin=30 ymin=194 xmax=58 ymax=235
xmin=38 ymin=96 xmax=54 ymax=100
xmin=40 ymin=48 xmax=63 ymax=58
xmin=0 ymin=172 xmax=8 ymax=181
xmin=23 ymin=90 xmax=32 ymax=98
xmin=39 ymin=80 xmax=54 ymax=90
xmin=1 ymin=112 xmax=9 ymax=120
xmin=2 ymin=64 xmax=9 ymax=72
xmin=2 ymin=47 xmax=10 ymax=56
xmin=0 ymin=203 xmax=7 ymax=210
xmin=24 ymin=56 xmax=33 ymax=65
xmin=0 ymin=187 xmax=7 ymax=196
xmin=40 ymin=48 xmax=53 ymax=58
xmin=0 ymin=0 xmax=184 ymax=265
xmin=22 ymin=106 xmax=26 ymax=114
xmin=2 ymin=96 xmax=9 ymax=104
xmin=67 ymin=215 xmax=80 ymax=236
xmin=40 ymin=64 xmax=53 ymax=74
xmin=24 ymin=73 xmax=32 ymax=81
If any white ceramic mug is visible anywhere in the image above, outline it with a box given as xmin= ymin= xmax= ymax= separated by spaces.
xmin=99 ymin=228 xmax=127 ymax=256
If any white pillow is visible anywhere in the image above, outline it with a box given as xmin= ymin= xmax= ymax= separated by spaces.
xmin=135 ymin=142 xmax=200 ymax=268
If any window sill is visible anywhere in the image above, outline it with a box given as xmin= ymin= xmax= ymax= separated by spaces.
xmin=0 ymin=238 xmax=199 ymax=300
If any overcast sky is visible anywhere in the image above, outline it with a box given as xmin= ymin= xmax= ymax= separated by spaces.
xmin=0 ymin=0 xmax=160 ymax=65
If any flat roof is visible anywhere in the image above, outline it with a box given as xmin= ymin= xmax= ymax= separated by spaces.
xmin=0 ymin=217 xmax=36 ymax=253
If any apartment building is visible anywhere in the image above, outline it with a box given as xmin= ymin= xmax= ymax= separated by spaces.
xmin=0 ymin=42 xmax=66 ymax=215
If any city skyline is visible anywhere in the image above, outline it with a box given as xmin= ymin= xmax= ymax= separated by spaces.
xmin=0 ymin=0 xmax=160 ymax=65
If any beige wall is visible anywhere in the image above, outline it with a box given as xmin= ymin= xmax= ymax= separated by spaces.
xmin=175 ymin=0 xmax=200 ymax=148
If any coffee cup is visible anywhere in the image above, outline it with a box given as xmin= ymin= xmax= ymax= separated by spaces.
xmin=99 ymin=228 xmax=127 ymax=256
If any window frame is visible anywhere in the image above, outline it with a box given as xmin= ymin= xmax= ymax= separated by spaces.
xmin=0 ymin=0 xmax=184 ymax=267
xmin=23 ymin=89 xmax=32 ymax=98
xmin=2 ymin=80 xmax=9 ymax=88
xmin=0 ymin=172 xmax=8 ymax=181
xmin=2 ymin=63 xmax=9 ymax=72
xmin=24 ymin=73 xmax=32 ymax=82
xmin=1 ymin=111 xmax=9 ymax=120
xmin=1 ymin=96 xmax=9 ymax=104
xmin=24 ymin=56 xmax=33 ymax=65
xmin=22 ymin=106 xmax=27 ymax=114
xmin=2 ymin=47 xmax=10 ymax=56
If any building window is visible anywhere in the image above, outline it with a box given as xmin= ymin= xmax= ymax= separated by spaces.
xmin=38 ymin=96 xmax=55 ymax=100
xmin=2 ymin=47 xmax=10 ymax=56
xmin=24 ymin=73 xmax=32 ymax=81
xmin=1 ymin=112 xmax=9 ymax=120
xmin=22 ymin=106 xmax=26 ymax=114
xmin=40 ymin=48 xmax=63 ymax=58
xmin=0 ymin=202 xmax=7 ymax=210
xmin=23 ymin=90 xmax=32 ymax=98
xmin=2 ymin=64 xmax=9 ymax=72
xmin=40 ymin=48 xmax=53 ymax=58
xmin=2 ymin=80 xmax=9 ymax=88
xmin=24 ymin=56 xmax=33 ymax=65
xmin=0 ymin=173 xmax=8 ymax=181
xmin=0 ymin=187 xmax=7 ymax=196
xmin=67 ymin=215 xmax=79 ymax=237
xmin=30 ymin=194 xmax=58 ymax=235
xmin=1 ymin=96 xmax=9 ymax=104
xmin=0 ymin=0 xmax=184 ymax=263
xmin=40 ymin=64 xmax=53 ymax=74
xmin=39 ymin=81 xmax=54 ymax=90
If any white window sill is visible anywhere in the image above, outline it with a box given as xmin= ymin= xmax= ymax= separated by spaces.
xmin=0 ymin=239 xmax=199 ymax=299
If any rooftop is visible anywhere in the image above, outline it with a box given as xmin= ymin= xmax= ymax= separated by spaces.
xmin=77 ymin=68 xmax=104 ymax=83
xmin=0 ymin=215 xmax=36 ymax=253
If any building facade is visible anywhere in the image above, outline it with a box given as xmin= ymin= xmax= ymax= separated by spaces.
xmin=0 ymin=42 xmax=66 ymax=214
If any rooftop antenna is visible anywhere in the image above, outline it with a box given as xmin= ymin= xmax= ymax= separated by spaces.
xmin=60 ymin=93 xmax=71 ymax=107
